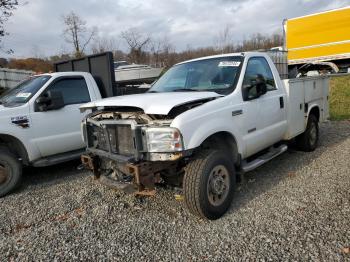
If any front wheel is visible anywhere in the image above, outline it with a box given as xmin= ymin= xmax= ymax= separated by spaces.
xmin=296 ymin=114 xmax=319 ymax=152
xmin=183 ymin=150 xmax=235 ymax=220
xmin=0 ymin=148 xmax=22 ymax=197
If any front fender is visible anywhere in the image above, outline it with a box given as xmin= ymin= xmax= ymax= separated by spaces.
xmin=0 ymin=128 xmax=40 ymax=163
xmin=0 ymin=105 xmax=40 ymax=163
xmin=170 ymin=97 xmax=244 ymax=156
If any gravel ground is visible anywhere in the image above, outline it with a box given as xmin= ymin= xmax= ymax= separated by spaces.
xmin=0 ymin=121 xmax=349 ymax=261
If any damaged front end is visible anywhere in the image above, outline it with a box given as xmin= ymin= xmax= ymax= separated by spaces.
xmin=81 ymin=109 xmax=186 ymax=195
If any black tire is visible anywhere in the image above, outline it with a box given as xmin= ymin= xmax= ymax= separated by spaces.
xmin=0 ymin=148 xmax=22 ymax=197
xmin=296 ymin=114 xmax=319 ymax=152
xmin=183 ymin=149 xmax=235 ymax=220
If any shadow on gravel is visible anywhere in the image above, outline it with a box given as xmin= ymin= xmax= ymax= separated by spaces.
xmin=13 ymin=159 xmax=84 ymax=195
xmin=8 ymin=121 xmax=350 ymax=214
xmin=227 ymin=121 xmax=350 ymax=216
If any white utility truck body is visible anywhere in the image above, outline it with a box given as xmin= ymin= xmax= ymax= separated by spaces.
xmin=80 ymin=52 xmax=329 ymax=219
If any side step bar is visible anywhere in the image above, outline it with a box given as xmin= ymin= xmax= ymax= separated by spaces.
xmin=241 ymin=144 xmax=288 ymax=173
xmin=32 ymin=149 xmax=85 ymax=167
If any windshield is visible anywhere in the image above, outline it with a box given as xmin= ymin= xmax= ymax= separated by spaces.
xmin=149 ymin=56 xmax=243 ymax=94
xmin=0 ymin=75 xmax=51 ymax=107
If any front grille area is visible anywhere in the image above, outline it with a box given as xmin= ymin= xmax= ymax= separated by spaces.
xmin=107 ymin=125 xmax=134 ymax=155
xmin=87 ymin=123 xmax=135 ymax=156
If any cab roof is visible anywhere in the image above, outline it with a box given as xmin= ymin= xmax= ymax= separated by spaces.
xmin=175 ymin=52 xmax=268 ymax=66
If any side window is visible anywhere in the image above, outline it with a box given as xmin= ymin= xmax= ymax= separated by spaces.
xmin=47 ymin=77 xmax=91 ymax=105
xmin=242 ymin=57 xmax=276 ymax=100
xmin=258 ymin=58 xmax=276 ymax=91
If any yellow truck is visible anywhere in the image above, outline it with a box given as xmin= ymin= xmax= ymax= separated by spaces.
xmin=284 ymin=6 xmax=350 ymax=74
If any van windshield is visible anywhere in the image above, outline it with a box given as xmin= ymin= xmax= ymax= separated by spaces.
xmin=149 ymin=56 xmax=243 ymax=95
xmin=0 ymin=75 xmax=51 ymax=107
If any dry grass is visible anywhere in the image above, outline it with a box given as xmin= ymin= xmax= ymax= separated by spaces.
xmin=329 ymin=75 xmax=350 ymax=120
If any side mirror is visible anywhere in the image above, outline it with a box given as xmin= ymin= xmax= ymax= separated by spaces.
xmin=242 ymin=75 xmax=267 ymax=101
xmin=242 ymin=85 xmax=252 ymax=101
xmin=256 ymin=74 xmax=267 ymax=96
xmin=36 ymin=90 xmax=64 ymax=111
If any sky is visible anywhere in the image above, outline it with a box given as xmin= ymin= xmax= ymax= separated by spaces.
xmin=3 ymin=0 xmax=350 ymax=58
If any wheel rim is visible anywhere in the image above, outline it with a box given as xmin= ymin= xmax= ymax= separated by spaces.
xmin=207 ymin=165 xmax=230 ymax=206
xmin=0 ymin=164 xmax=8 ymax=185
xmin=309 ymin=122 xmax=317 ymax=146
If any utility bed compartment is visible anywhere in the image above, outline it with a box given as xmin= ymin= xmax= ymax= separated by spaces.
xmin=283 ymin=76 xmax=329 ymax=139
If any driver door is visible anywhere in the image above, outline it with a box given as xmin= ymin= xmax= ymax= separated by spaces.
xmin=241 ymin=57 xmax=286 ymax=156
xmin=29 ymin=76 xmax=91 ymax=157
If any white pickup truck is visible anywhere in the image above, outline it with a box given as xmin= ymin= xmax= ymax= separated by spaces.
xmin=0 ymin=72 xmax=105 ymax=197
xmin=81 ymin=52 xmax=329 ymax=219
xmin=0 ymin=52 xmax=123 ymax=197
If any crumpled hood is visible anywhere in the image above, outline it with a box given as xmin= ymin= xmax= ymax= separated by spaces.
xmin=80 ymin=91 xmax=222 ymax=115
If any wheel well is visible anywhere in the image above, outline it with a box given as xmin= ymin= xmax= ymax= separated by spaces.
xmin=0 ymin=135 xmax=29 ymax=165
xmin=309 ymin=106 xmax=320 ymax=122
xmin=200 ymin=132 xmax=239 ymax=165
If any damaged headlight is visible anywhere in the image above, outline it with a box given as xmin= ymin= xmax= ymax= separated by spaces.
xmin=145 ymin=127 xmax=183 ymax=152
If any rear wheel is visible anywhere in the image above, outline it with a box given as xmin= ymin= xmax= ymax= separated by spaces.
xmin=183 ymin=150 xmax=235 ymax=220
xmin=296 ymin=114 xmax=319 ymax=152
xmin=0 ymin=149 xmax=22 ymax=197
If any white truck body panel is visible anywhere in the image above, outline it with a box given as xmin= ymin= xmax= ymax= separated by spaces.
xmin=0 ymin=103 xmax=37 ymax=159
xmin=283 ymin=76 xmax=329 ymax=139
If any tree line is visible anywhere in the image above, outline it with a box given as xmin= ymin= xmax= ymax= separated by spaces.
xmin=0 ymin=10 xmax=283 ymax=72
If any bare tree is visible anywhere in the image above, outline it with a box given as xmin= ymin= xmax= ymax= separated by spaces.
xmin=62 ymin=11 xmax=97 ymax=58
xmin=121 ymin=28 xmax=151 ymax=63
xmin=0 ymin=0 xmax=19 ymax=53
xmin=214 ymin=24 xmax=234 ymax=53
xmin=149 ymin=35 xmax=174 ymax=67
xmin=91 ymin=36 xmax=119 ymax=54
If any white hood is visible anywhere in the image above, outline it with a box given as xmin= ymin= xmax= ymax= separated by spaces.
xmin=81 ymin=92 xmax=222 ymax=115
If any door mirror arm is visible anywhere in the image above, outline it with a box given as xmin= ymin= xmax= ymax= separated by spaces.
xmin=35 ymin=90 xmax=65 ymax=112
xmin=243 ymin=84 xmax=263 ymax=101
xmin=257 ymin=82 xmax=267 ymax=96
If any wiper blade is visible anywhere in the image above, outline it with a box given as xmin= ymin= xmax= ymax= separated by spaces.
xmin=173 ymin=88 xmax=201 ymax=92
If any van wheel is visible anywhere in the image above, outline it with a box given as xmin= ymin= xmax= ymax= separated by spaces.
xmin=0 ymin=148 xmax=22 ymax=197
xmin=183 ymin=150 xmax=235 ymax=220
xmin=296 ymin=114 xmax=319 ymax=152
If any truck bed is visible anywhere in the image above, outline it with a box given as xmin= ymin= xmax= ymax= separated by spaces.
xmin=283 ymin=76 xmax=329 ymax=139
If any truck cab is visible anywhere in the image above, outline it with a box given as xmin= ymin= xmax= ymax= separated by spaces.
xmin=0 ymin=72 xmax=102 ymax=197
xmin=0 ymin=52 xmax=118 ymax=198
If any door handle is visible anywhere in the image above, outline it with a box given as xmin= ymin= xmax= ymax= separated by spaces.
xmin=279 ymin=97 xmax=284 ymax=109
xmin=232 ymin=109 xmax=243 ymax=116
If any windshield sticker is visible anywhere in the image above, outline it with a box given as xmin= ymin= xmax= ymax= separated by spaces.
xmin=16 ymin=92 xmax=31 ymax=98
xmin=218 ymin=61 xmax=241 ymax=67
